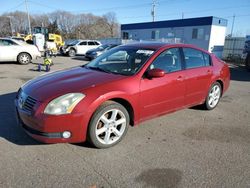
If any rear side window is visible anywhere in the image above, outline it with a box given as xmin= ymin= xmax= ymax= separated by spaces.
xmin=88 ymin=41 xmax=96 ymax=45
xmin=94 ymin=42 xmax=99 ymax=45
xmin=0 ymin=39 xmax=17 ymax=46
xmin=203 ymin=52 xmax=211 ymax=66
xmin=183 ymin=48 xmax=209 ymax=69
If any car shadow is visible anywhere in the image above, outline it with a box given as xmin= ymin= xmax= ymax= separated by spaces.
xmin=0 ymin=61 xmax=19 ymax=65
xmin=229 ymin=63 xmax=250 ymax=82
xmin=71 ymin=56 xmax=90 ymax=61
xmin=0 ymin=92 xmax=41 ymax=145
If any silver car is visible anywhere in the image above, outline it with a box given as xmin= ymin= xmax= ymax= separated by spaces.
xmin=0 ymin=38 xmax=41 ymax=65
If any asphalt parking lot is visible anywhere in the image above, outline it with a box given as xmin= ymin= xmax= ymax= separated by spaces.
xmin=0 ymin=56 xmax=250 ymax=188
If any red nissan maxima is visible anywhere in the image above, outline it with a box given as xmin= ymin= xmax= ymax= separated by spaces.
xmin=15 ymin=43 xmax=230 ymax=148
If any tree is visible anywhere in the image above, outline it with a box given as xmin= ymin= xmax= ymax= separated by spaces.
xmin=0 ymin=10 xmax=120 ymax=39
xmin=0 ymin=16 xmax=12 ymax=37
xmin=48 ymin=20 xmax=60 ymax=34
xmin=103 ymin=12 xmax=119 ymax=37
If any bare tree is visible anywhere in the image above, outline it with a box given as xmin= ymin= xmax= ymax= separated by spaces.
xmin=103 ymin=12 xmax=119 ymax=37
xmin=0 ymin=10 xmax=120 ymax=39
xmin=0 ymin=16 xmax=12 ymax=37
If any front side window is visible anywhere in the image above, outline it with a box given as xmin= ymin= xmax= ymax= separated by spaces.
xmin=150 ymin=48 xmax=182 ymax=73
xmin=183 ymin=48 xmax=206 ymax=69
xmin=79 ymin=41 xmax=87 ymax=45
xmin=86 ymin=47 xmax=155 ymax=76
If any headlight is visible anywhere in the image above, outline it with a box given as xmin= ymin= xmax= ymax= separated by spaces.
xmin=44 ymin=93 xmax=85 ymax=115
xmin=96 ymin=51 xmax=102 ymax=56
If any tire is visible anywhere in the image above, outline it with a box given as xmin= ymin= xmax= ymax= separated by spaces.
xmin=17 ymin=53 xmax=31 ymax=65
xmin=68 ymin=48 xmax=76 ymax=57
xmin=204 ymin=82 xmax=222 ymax=110
xmin=88 ymin=101 xmax=130 ymax=149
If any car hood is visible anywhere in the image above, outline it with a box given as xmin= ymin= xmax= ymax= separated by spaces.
xmin=22 ymin=66 xmax=125 ymax=102
xmin=87 ymin=49 xmax=103 ymax=53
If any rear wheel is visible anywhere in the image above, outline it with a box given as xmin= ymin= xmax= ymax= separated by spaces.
xmin=88 ymin=101 xmax=129 ymax=149
xmin=68 ymin=48 xmax=76 ymax=57
xmin=204 ymin=82 xmax=222 ymax=110
xmin=17 ymin=53 xmax=31 ymax=65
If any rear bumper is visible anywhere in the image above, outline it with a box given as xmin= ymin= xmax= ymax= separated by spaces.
xmin=15 ymin=99 xmax=88 ymax=144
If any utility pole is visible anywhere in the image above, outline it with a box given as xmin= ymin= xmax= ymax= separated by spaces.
xmin=230 ymin=14 xmax=235 ymax=37
xmin=25 ymin=0 xmax=32 ymax=34
xmin=182 ymin=12 xmax=184 ymax=19
xmin=151 ymin=0 xmax=157 ymax=22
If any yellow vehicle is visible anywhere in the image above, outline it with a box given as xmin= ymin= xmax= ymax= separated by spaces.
xmin=17 ymin=27 xmax=64 ymax=49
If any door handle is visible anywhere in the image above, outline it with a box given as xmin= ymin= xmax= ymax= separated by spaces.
xmin=176 ymin=75 xmax=183 ymax=81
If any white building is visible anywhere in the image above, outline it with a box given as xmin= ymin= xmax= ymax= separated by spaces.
xmin=121 ymin=16 xmax=227 ymax=52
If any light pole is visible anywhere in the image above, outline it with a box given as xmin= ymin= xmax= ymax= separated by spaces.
xmin=25 ymin=0 xmax=32 ymax=34
xmin=151 ymin=0 xmax=157 ymax=22
xmin=230 ymin=14 xmax=235 ymax=37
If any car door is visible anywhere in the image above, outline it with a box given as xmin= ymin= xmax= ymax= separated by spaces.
xmin=76 ymin=41 xmax=87 ymax=55
xmin=86 ymin=41 xmax=98 ymax=53
xmin=182 ymin=47 xmax=213 ymax=106
xmin=0 ymin=39 xmax=19 ymax=61
xmin=139 ymin=47 xmax=185 ymax=120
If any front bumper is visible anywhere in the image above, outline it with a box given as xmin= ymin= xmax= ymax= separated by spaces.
xmin=85 ymin=53 xmax=97 ymax=60
xmin=15 ymin=99 xmax=88 ymax=144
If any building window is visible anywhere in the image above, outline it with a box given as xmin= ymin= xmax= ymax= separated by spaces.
xmin=151 ymin=31 xmax=156 ymax=39
xmin=151 ymin=30 xmax=160 ymax=40
xmin=192 ymin=28 xmax=204 ymax=39
xmin=123 ymin=32 xmax=129 ymax=39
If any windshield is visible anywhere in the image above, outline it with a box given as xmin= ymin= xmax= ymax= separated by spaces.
xmin=96 ymin=44 xmax=109 ymax=51
xmin=67 ymin=40 xmax=80 ymax=45
xmin=86 ymin=46 xmax=155 ymax=76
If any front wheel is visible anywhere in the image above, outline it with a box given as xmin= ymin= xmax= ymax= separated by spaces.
xmin=204 ymin=82 xmax=222 ymax=110
xmin=68 ymin=48 xmax=76 ymax=57
xmin=88 ymin=101 xmax=129 ymax=149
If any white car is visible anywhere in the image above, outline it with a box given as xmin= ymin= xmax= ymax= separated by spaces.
xmin=0 ymin=38 xmax=41 ymax=65
xmin=61 ymin=40 xmax=101 ymax=57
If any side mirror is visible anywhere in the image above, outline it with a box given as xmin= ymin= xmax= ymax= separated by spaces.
xmin=147 ymin=68 xmax=165 ymax=78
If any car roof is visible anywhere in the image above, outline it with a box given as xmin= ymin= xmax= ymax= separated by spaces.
xmin=79 ymin=40 xmax=100 ymax=42
xmin=120 ymin=42 xmax=208 ymax=52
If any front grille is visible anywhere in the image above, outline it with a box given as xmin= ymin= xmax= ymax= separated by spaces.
xmin=23 ymin=96 xmax=37 ymax=113
xmin=17 ymin=89 xmax=37 ymax=113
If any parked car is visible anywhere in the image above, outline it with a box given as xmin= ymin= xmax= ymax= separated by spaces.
xmin=16 ymin=43 xmax=230 ymax=148
xmin=85 ymin=44 xmax=118 ymax=60
xmin=0 ymin=38 xmax=41 ymax=64
xmin=61 ymin=40 xmax=101 ymax=57
xmin=10 ymin=37 xmax=26 ymax=42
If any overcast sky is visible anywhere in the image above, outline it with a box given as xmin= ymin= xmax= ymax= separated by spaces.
xmin=1 ymin=0 xmax=250 ymax=36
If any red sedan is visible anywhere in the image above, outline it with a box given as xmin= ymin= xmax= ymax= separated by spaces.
xmin=16 ymin=43 xmax=230 ymax=148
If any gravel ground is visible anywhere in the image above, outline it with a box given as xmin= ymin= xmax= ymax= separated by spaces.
xmin=0 ymin=56 xmax=249 ymax=188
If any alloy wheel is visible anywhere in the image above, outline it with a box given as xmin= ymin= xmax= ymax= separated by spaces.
xmin=95 ymin=109 xmax=127 ymax=145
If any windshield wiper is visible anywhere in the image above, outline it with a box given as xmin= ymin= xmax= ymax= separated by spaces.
xmin=86 ymin=66 xmax=111 ymax=74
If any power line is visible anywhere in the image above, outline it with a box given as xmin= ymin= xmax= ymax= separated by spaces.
xmin=4 ymin=1 xmax=25 ymax=13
